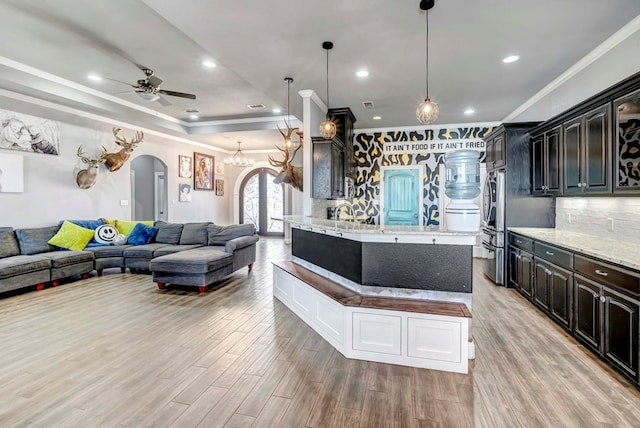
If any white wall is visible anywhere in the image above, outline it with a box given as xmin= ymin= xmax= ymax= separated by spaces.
xmin=0 ymin=99 xmax=277 ymax=228
xmin=556 ymin=197 xmax=640 ymax=244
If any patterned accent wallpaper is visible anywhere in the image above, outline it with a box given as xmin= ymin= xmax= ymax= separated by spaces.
xmin=352 ymin=126 xmax=494 ymax=226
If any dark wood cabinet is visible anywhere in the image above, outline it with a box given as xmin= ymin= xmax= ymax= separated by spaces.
xmin=603 ymin=287 xmax=639 ymax=379
xmin=613 ymin=88 xmax=640 ymax=193
xmin=534 ymin=259 xmax=551 ymax=313
xmin=574 ymin=273 xmax=639 ymax=380
xmin=574 ymin=274 xmax=601 ymax=352
xmin=562 ymin=105 xmax=611 ymax=194
xmin=508 ymin=246 xmax=533 ymax=300
xmin=532 ymin=126 xmax=562 ymax=196
xmin=485 ymin=132 xmax=506 ymax=171
xmin=549 ymin=263 xmax=573 ymax=330
xmin=312 ymin=108 xmax=356 ymax=199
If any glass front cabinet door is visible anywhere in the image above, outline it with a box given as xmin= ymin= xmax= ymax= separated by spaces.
xmin=614 ymin=89 xmax=640 ymax=193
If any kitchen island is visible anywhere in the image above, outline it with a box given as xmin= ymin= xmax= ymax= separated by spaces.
xmin=272 ymin=216 xmax=478 ymax=374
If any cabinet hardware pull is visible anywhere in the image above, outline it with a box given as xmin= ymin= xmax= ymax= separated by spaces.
xmin=595 ymin=269 xmax=608 ymax=277
xmin=577 ymin=182 xmax=582 ymax=188
xmin=545 ymin=251 xmax=554 ymax=256
xmin=546 ymin=269 xmax=552 ymax=275
xmin=516 ymin=240 xmax=522 ymax=244
xmin=594 ymin=293 xmax=600 ymax=299
xmin=600 ymin=295 xmax=606 ymax=303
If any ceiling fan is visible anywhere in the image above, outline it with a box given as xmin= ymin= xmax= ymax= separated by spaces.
xmin=116 ymin=67 xmax=196 ymax=106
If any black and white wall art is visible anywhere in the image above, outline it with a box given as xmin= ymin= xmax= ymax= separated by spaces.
xmin=0 ymin=110 xmax=59 ymax=155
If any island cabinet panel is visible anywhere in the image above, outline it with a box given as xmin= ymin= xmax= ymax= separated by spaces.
xmin=352 ymin=312 xmax=402 ymax=355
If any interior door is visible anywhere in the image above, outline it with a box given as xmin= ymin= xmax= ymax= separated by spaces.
xmin=382 ymin=167 xmax=421 ymax=226
xmin=240 ymin=168 xmax=284 ymax=236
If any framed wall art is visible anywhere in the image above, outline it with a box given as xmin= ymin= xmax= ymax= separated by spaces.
xmin=215 ymin=161 xmax=224 ymax=176
xmin=179 ymin=183 xmax=192 ymax=202
xmin=0 ymin=109 xmax=60 ymax=155
xmin=179 ymin=155 xmax=192 ymax=178
xmin=215 ymin=178 xmax=224 ymax=196
xmin=193 ymin=152 xmax=214 ymax=190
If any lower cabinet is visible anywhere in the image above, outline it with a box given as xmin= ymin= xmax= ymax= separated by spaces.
xmin=535 ymin=259 xmax=573 ymax=329
xmin=574 ymin=274 xmax=639 ymax=380
xmin=508 ymin=247 xmax=534 ymax=300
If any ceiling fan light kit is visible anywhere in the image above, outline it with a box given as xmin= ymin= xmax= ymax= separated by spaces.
xmin=224 ymin=141 xmax=254 ymax=167
xmin=319 ymin=41 xmax=337 ymax=139
xmin=416 ymin=0 xmax=439 ymax=125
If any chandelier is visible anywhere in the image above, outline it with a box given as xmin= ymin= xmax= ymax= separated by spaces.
xmin=224 ymin=141 xmax=254 ymax=167
xmin=319 ymin=41 xmax=337 ymax=139
xmin=416 ymin=0 xmax=439 ymax=124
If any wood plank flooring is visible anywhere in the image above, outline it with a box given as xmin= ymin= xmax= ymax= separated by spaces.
xmin=0 ymin=238 xmax=638 ymax=427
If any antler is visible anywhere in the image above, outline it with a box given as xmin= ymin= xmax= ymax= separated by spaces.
xmin=112 ymin=127 xmax=144 ymax=148
xmin=77 ymin=146 xmax=91 ymax=164
xmin=77 ymin=146 xmax=107 ymax=165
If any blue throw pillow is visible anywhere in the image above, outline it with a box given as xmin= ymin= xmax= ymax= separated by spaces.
xmin=127 ymin=223 xmax=158 ymax=246
xmin=59 ymin=219 xmax=105 ymax=230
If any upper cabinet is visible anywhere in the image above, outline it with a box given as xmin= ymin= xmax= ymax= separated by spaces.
xmin=562 ymin=104 xmax=611 ymax=194
xmin=485 ymin=131 xmax=506 ymax=171
xmin=312 ymin=108 xmax=356 ymax=199
xmin=614 ymin=89 xmax=640 ymax=193
xmin=529 ymin=70 xmax=640 ymax=197
xmin=532 ymin=126 xmax=562 ymax=196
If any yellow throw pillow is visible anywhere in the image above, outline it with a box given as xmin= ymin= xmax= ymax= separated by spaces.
xmin=48 ymin=220 xmax=95 ymax=251
xmin=114 ymin=220 xmax=155 ymax=236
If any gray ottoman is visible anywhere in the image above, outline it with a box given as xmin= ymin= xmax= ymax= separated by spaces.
xmin=149 ymin=247 xmax=233 ymax=293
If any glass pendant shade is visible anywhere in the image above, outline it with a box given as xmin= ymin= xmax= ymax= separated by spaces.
xmin=319 ymin=117 xmax=337 ymax=139
xmin=416 ymin=97 xmax=439 ymax=124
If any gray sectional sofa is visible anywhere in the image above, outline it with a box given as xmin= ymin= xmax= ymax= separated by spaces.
xmin=0 ymin=221 xmax=259 ymax=296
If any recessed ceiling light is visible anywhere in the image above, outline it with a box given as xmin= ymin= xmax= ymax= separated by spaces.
xmin=272 ymin=108 xmax=281 ymax=113
xmin=87 ymin=74 xmax=102 ymax=81
xmin=202 ymin=60 xmax=216 ymax=68
xmin=502 ymin=55 xmax=519 ymax=63
xmin=372 ymin=115 xmax=382 ymax=120
xmin=189 ymin=114 xmax=199 ymax=119
xmin=464 ymin=109 xmax=475 ymax=115
xmin=356 ymin=70 xmax=369 ymax=78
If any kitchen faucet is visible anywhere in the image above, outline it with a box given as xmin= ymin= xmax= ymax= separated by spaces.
xmin=334 ymin=202 xmax=355 ymax=227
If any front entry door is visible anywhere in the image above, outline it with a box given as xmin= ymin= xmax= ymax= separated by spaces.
xmin=382 ymin=167 xmax=422 ymax=226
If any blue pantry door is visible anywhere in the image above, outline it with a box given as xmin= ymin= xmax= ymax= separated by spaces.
xmin=383 ymin=168 xmax=421 ymax=225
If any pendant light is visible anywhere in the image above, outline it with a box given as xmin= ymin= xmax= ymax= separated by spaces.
xmin=224 ymin=141 xmax=254 ymax=167
xmin=416 ymin=0 xmax=439 ymax=124
xmin=282 ymin=77 xmax=296 ymax=148
xmin=319 ymin=41 xmax=337 ymax=139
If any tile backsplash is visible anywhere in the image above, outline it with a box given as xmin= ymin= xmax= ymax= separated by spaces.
xmin=556 ymin=197 xmax=640 ymax=244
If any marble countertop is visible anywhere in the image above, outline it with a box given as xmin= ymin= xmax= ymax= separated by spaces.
xmin=283 ymin=215 xmax=480 ymax=236
xmin=509 ymin=227 xmax=640 ymax=271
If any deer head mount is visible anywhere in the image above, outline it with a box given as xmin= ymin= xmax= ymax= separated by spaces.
xmin=75 ymin=146 xmax=107 ymax=189
xmin=102 ymin=127 xmax=144 ymax=172
xmin=269 ymin=126 xmax=303 ymax=192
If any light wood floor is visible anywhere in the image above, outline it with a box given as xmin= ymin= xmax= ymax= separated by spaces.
xmin=0 ymin=239 xmax=638 ymax=427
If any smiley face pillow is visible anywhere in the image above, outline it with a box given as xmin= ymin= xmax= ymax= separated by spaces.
xmin=94 ymin=224 xmax=120 ymax=245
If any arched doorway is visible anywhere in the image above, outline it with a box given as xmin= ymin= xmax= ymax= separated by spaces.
xmin=130 ymin=155 xmax=168 ymax=221
xmin=240 ymin=168 xmax=283 ymax=236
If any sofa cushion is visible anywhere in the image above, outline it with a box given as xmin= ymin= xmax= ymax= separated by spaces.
xmin=207 ymin=224 xmax=256 ymax=246
xmin=0 ymin=255 xmax=51 ymax=280
xmin=0 ymin=227 xmax=20 ymax=258
xmin=15 ymin=225 xmax=60 ymax=255
xmin=48 ymin=220 xmax=95 ymax=251
xmin=39 ymin=250 xmax=94 ymax=268
xmin=179 ymin=222 xmax=211 ymax=245
xmin=154 ymin=221 xmax=184 ymax=245
xmin=149 ymin=247 xmax=232 ymax=274
xmin=127 ymin=223 xmax=158 ymax=246
xmin=153 ymin=244 xmax=203 ymax=258
xmin=84 ymin=245 xmax=131 ymax=258
xmin=107 ymin=219 xmax=154 ymax=236
xmin=123 ymin=243 xmax=171 ymax=259
xmin=224 ymin=234 xmax=260 ymax=253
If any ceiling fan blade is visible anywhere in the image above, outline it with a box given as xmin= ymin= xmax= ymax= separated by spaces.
xmin=102 ymin=76 xmax=138 ymax=87
xmin=158 ymin=89 xmax=196 ymax=100
xmin=157 ymin=95 xmax=172 ymax=107
xmin=147 ymin=75 xmax=163 ymax=88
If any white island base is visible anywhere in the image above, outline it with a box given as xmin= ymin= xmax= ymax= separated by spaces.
xmin=273 ymin=261 xmax=471 ymax=374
